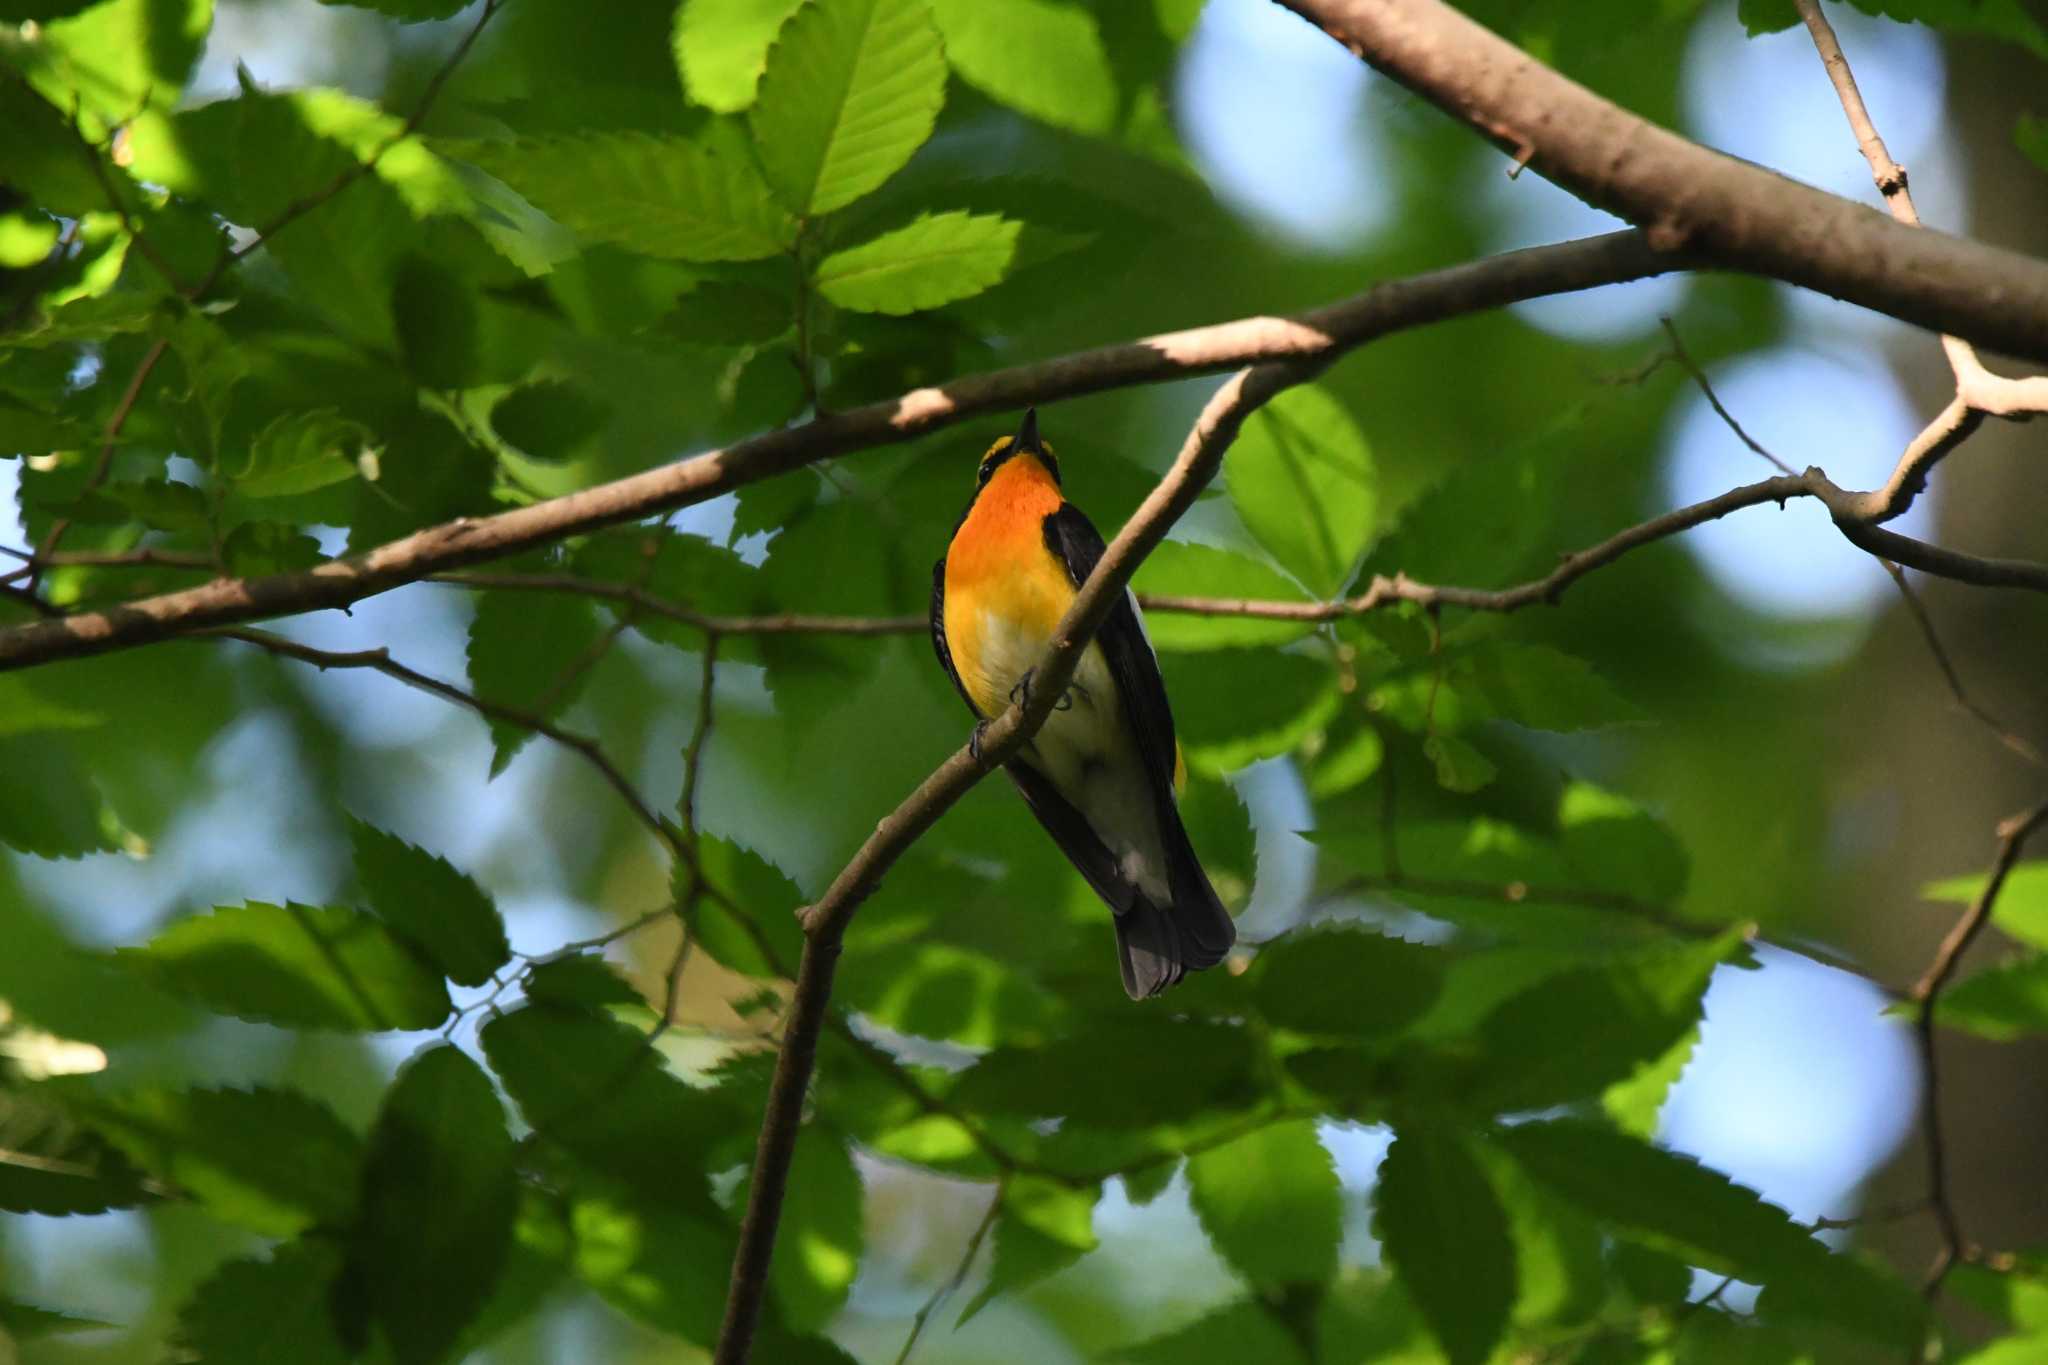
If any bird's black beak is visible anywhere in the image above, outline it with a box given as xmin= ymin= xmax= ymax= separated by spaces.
xmin=1014 ymin=408 xmax=1042 ymax=455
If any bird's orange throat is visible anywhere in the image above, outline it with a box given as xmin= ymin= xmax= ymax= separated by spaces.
xmin=944 ymin=456 xmax=1072 ymax=718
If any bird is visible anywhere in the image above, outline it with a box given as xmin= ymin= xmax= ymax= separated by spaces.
xmin=930 ymin=408 xmax=1237 ymax=999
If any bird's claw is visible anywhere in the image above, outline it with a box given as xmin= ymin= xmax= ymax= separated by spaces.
xmin=969 ymin=719 xmax=992 ymax=764
xmin=1009 ymin=668 xmax=1085 ymax=712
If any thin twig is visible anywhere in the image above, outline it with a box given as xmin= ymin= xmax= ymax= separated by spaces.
xmin=31 ymin=337 xmax=170 ymax=581
xmin=1657 ymin=317 xmax=1796 ymax=475
xmin=682 ymin=634 xmax=722 ymax=847
xmin=1880 ymin=562 xmax=2046 ymax=769
xmin=188 ymin=0 xmax=506 ymax=298
xmin=893 ymin=1183 xmax=1004 ymax=1365
xmin=216 ymin=627 xmax=681 ymax=860
xmin=1908 ymin=799 xmax=2048 ymax=1295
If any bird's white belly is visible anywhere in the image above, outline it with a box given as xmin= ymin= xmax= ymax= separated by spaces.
xmin=975 ymin=606 xmax=1172 ymax=901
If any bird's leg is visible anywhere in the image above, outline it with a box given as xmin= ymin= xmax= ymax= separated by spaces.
xmin=969 ymin=718 xmax=993 ymax=764
xmin=1008 ymin=669 xmax=1036 ymax=708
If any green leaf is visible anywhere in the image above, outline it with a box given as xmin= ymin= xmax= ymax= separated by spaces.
xmin=347 ymin=817 xmax=510 ymax=988
xmin=1161 ymin=647 xmax=1339 ymax=777
xmin=347 ymin=1045 xmax=517 ymax=1365
xmin=1930 ymin=954 xmax=2048 ymax=1041
xmin=391 ymin=254 xmax=478 ymax=388
xmin=489 ymin=380 xmax=612 ymax=462
xmin=0 ymin=734 xmax=112 ymax=858
xmin=674 ymin=0 xmax=805 ymax=111
xmin=1253 ymin=926 xmax=1446 ymax=1038
xmin=1108 ymin=1299 xmax=1309 ymax=1365
xmin=1308 ymin=722 xmax=1384 ymax=798
xmin=1441 ymin=641 xmax=1645 ymax=732
xmin=1501 ymin=1121 xmax=1924 ymax=1348
xmin=0 ymin=1299 xmax=115 ymax=1338
xmin=929 ymin=0 xmax=1117 ymax=134
xmin=17 ymin=0 xmax=214 ymax=132
xmin=220 ymin=521 xmax=324 ymax=576
xmin=1423 ymin=733 xmax=1497 ymax=792
xmin=1377 ymin=1130 xmax=1514 ymax=1365
xmin=840 ymin=939 xmax=1059 ymax=1047
xmin=953 ymin=1016 xmax=1262 ymax=1127
xmin=568 ymin=1191 xmax=732 ymax=1343
xmin=1957 ymin=1336 xmax=2048 ymax=1365
xmin=314 ymin=0 xmax=466 ymax=21
xmin=814 ymin=211 xmax=1023 ymax=315
xmin=0 ymin=1086 xmax=152 ymax=1215
xmin=440 ymin=128 xmax=796 ymax=262
xmin=81 ymin=478 xmax=211 ymax=534
xmin=1603 ymin=1023 xmax=1699 ymax=1138
xmin=1558 ymin=782 xmax=1689 ymax=907
xmin=465 ymin=587 xmax=608 ymax=775
xmin=1458 ymin=930 xmax=1739 ymax=1113
xmin=2020 ymin=114 xmax=2048 ymax=176
xmin=0 ymin=676 xmax=100 ymax=737
xmin=1843 ymin=0 xmax=2048 ymax=61
xmin=1180 ymin=774 xmax=1257 ymax=912
xmin=1227 ymin=384 xmax=1375 ymax=597
xmin=479 ymin=1003 xmax=740 ymax=1206
xmin=1188 ymin=1119 xmax=1340 ymax=1290
xmin=1132 ymin=541 xmax=1316 ymax=652
xmin=759 ymin=1130 xmax=864 ymax=1332
xmin=957 ymin=1176 xmax=1097 ymax=1325
xmin=1924 ymin=861 xmax=2048 ymax=951
xmin=524 ymin=954 xmax=643 ymax=1007
xmin=748 ymin=0 xmax=948 ymax=215
xmin=230 ymin=408 xmax=369 ymax=498
xmin=1736 ymin=0 xmax=1796 ymax=35
xmin=1475 ymin=1142 xmax=1605 ymax=1330
xmin=172 ymin=1238 xmax=351 ymax=1365
xmin=77 ymin=1086 xmax=359 ymax=1236
xmin=115 ymin=902 xmax=451 ymax=1031
xmin=693 ymin=833 xmax=805 ymax=977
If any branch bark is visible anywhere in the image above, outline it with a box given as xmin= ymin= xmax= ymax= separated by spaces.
xmin=0 ymin=232 xmax=1674 ymax=673
xmin=1273 ymin=0 xmax=2048 ymax=361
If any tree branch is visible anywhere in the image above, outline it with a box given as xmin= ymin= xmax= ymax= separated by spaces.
xmin=1272 ymin=0 xmax=2048 ymax=361
xmin=711 ymin=360 xmax=1317 ymax=1364
xmin=0 ymin=232 xmax=1677 ymax=672
xmin=1909 ymin=800 xmax=2048 ymax=1293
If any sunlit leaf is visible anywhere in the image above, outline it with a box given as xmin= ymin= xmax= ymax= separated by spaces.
xmin=674 ymin=0 xmax=806 ymax=112
xmin=930 ymin=0 xmax=1118 ymax=134
xmin=748 ymin=0 xmax=948 ymax=215
xmin=1226 ymin=384 xmax=1375 ymax=598
xmin=1929 ymin=954 xmax=2048 ymax=1041
xmin=1188 ymin=1119 xmax=1339 ymax=1290
xmin=957 ymin=1176 xmax=1097 ymax=1325
xmin=439 ymin=127 xmax=797 ymax=262
xmin=1924 ymin=861 xmax=2048 ymax=951
xmin=814 ymin=211 xmax=1023 ymax=315
xmin=1132 ymin=541 xmax=1316 ymax=652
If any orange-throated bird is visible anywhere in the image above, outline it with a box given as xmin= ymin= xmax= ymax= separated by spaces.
xmin=931 ymin=409 xmax=1236 ymax=999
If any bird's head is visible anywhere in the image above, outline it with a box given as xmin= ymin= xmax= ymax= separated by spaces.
xmin=976 ymin=408 xmax=1061 ymax=491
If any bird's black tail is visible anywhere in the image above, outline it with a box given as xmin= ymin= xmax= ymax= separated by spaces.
xmin=1112 ymin=810 xmax=1237 ymax=1000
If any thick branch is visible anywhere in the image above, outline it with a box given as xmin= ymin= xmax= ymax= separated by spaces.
xmin=0 ymin=233 xmax=1674 ymax=672
xmin=1273 ymin=0 xmax=2048 ymax=361
xmin=711 ymin=362 xmax=1315 ymax=1364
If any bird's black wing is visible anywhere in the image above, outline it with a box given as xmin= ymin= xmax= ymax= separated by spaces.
xmin=929 ymin=556 xmax=977 ymax=715
xmin=1041 ymin=503 xmax=1179 ymax=801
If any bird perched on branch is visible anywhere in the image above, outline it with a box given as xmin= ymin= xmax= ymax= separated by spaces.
xmin=930 ymin=409 xmax=1236 ymax=998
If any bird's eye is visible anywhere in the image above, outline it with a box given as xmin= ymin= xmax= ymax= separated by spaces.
xmin=976 ymin=460 xmax=994 ymax=486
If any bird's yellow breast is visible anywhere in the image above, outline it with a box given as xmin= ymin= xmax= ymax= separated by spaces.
xmin=944 ymin=458 xmax=1075 ymax=719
